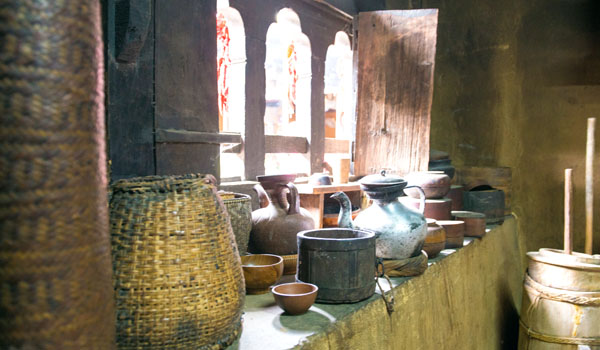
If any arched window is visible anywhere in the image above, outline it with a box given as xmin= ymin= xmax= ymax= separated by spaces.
xmin=324 ymin=31 xmax=353 ymax=173
xmin=217 ymin=0 xmax=246 ymax=179
xmin=264 ymin=8 xmax=312 ymax=175
xmin=324 ymin=31 xmax=353 ymax=140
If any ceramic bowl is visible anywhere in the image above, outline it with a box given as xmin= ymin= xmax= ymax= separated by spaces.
xmin=241 ymin=254 xmax=284 ymax=294
xmin=404 ymin=171 xmax=451 ymax=199
xmin=272 ymin=282 xmax=318 ymax=315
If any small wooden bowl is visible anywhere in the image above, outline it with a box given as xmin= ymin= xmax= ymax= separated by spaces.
xmin=452 ymin=211 xmax=486 ymax=237
xmin=437 ymin=220 xmax=465 ymax=248
xmin=424 ymin=219 xmax=446 ymax=258
xmin=404 ymin=171 xmax=451 ymax=199
xmin=281 ymin=254 xmax=298 ymax=275
xmin=241 ymin=254 xmax=284 ymax=294
xmin=272 ymin=282 xmax=318 ymax=315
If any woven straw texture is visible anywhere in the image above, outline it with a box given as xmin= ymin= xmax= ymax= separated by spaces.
xmin=0 ymin=0 xmax=116 ymax=348
xmin=110 ymin=174 xmax=245 ymax=349
xmin=222 ymin=193 xmax=252 ymax=255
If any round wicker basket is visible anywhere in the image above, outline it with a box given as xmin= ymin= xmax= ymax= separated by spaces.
xmin=110 ymin=174 xmax=245 ymax=349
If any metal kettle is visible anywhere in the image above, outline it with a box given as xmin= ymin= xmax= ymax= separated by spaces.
xmin=331 ymin=170 xmax=427 ymax=260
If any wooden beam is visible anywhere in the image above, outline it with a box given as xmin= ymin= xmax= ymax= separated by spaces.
xmin=324 ymin=138 xmax=351 ymax=154
xmin=265 ymin=135 xmax=309 ymax=153
xmin=155 ymin=128 xmax=242 ymax=144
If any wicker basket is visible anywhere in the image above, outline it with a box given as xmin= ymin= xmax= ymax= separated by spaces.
xmin=110 ymin=174 xmax=245 ymax=349
xmin=222 ymin=193 xmax=252 ymax=255
xmin=0 ymin=0 xmax=115 ymax=348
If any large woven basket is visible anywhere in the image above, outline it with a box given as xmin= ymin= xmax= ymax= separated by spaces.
xmin=222 ymin=193 xmax=253 ymax=255
xmin=110 ymin=174 xmax=245 ymax=349
xmin=0 ymin=0 xmax=116 ymax=348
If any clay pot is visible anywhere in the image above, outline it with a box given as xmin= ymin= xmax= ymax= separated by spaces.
xmin=424 ymin=219 xmax=446 ymax=258
xmin=437 ymin=220 xmax=465 ymax=248
xmin=452 ymin=211 xmax=486 ymax=237
xmin=404 ymin=171 xmax=451 ymax=199
xmin=400 ymin=197 xmax=452 ymax=221
xmin=428 ymin=158 xmax=455 ymax=179
xmin=447 ymin=185 xmax=464 ymax=211
xmin=250 ymin=175 xmax=315 ymax=255
xmin=241 ymin=254 xmax=284 ymax=294
xmin=272 ymin=282 xmax=318 ymax=315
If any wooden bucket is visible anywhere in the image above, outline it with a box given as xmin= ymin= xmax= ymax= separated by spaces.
xmin=518 ymin=249 xmax=600 ymax=349
xmin=296 ymin=228 xmax=376 ymax=303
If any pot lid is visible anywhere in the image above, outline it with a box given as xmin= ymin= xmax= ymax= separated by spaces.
xmin=359 ymin=170 xmax=406 ymax=189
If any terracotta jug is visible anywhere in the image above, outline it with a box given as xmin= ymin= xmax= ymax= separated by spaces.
xmin=250 ymin=175 xmax=315 ymax=255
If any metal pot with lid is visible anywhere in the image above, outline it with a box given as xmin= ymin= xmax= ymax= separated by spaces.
xmin=332 ymin=170 xmax=427 ymax=260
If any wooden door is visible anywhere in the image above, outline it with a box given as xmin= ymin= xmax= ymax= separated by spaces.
xmin=354 ymin=9 xmax=438 ymax=176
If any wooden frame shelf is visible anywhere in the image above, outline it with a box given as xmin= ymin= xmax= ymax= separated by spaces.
xmin=296 ymin=182 xmax=361 ymax=228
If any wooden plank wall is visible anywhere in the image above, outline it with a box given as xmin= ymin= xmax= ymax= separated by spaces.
xmin=154 ymin=0 xmax=220 ymax=176
xmin=354 ymin=10 xmax=438 ymax=176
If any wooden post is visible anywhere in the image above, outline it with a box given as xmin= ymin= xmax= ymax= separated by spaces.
xmin=564 ymin=168 xmax=573 ymax=255
xmin=585 ymin=118 xmax=595 ymax=255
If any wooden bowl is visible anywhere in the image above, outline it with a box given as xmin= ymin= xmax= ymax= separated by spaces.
xmin=447 ymin=185 xmax=464 ymax=211
xmin=452 ymin=211 xmax=486 ymax=237
xmin=437 ymin=220 xmax=465 ymax=248
xmin=400 ymin=197 xmax=452 ymax=221
xmin=424 ymin=219 xmax=446 ymax=258
xmin=404 ymin=171 xmax=451 ymax=199
xmin=272 ymin=282 xmax=318 ymax=315
xmin=281 ymin=254 xmax=298 ymax=275
xmin=241 ymin=254 xmax=284 ymax=294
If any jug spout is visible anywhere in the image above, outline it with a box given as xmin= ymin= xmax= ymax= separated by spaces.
xmin=331 ymin=192 xmax=355 ymax=229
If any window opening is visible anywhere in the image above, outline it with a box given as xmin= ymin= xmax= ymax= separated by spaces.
xmin=264 ymin=8 xmax=312 ymax=175
xmin=217 ymin=0 xmax=246 ymax=179
xmin=324 ymin=31 xmax=353 ymax=177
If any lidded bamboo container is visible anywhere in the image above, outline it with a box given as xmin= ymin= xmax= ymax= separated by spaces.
xmin=110 ymin=174 xmax=245 ymax=349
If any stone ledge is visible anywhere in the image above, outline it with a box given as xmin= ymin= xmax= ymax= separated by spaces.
xmin=228 ymin=217 xmax=524 ymax=350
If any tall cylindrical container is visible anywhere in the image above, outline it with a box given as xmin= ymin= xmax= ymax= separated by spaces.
xmin=0 ymin=0 xmax=116 ymax=347
xmin=297 ymin=228 xmax=376 ymax=303
xmin=110 ymin=174 xmax=244 ymax=349
xmin=518 ymin=249 xmax=600 ymax=349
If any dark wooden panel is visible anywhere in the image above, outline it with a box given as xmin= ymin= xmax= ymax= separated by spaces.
xmin=155 ymin=143 xmax=220 ymax=176
xmin=265 ymin=135 xmax=309 ymax=153
xmin=355 ymin=10 xmax=438 ymax=176
xmin=155 ymin=0 xmax=219 ymax=176
xmin=155 ymin=129 xmax=242 ymax=144
xmin=106 ymin=0 xmax=155 ymax=180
